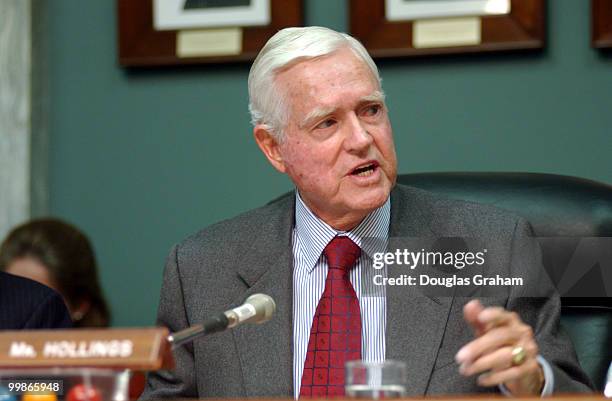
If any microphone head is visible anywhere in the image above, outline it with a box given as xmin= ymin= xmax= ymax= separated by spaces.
xmin=245 ymin=293 xmax=276 ymax=324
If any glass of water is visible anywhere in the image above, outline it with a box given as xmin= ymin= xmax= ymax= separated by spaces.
xmin=345 ymin=360 xmax=407 ymax=399
xmin=604 ymin=361 xmax=612 ymax=398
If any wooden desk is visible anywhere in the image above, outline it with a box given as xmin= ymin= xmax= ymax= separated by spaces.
xmin=400 ymin=396 xmax=607 ymax=401
xmin=180 ymin=394 xmax=612 ymax=401
xmin=229 ymin=396 xmax=608 ymax=401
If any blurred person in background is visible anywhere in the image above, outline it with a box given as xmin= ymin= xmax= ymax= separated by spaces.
xmin=0 ymin=218 xmax=110 ymax=327
xmin=0 ymin=218 xmax=146 ymax=398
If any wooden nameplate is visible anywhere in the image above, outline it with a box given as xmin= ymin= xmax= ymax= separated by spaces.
xmin=0 ymin=327 xmax=174 ymax=370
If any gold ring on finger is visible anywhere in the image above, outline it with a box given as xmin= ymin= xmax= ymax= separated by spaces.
xmin=511 ymin=346 xmax=527 ymax=366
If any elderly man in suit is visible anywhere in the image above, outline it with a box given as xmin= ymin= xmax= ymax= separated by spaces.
xmin=142 ymin=26 xmax=591 ymax=399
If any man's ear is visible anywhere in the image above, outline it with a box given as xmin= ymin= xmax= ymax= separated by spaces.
xmin=253 ymin=124 xmax=287 ymax=173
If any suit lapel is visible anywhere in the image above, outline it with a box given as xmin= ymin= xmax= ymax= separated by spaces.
xmin=231 ymin=195 xmax=295 ymax=397
xmin=386 ymin=186 xmax=454 ymax=396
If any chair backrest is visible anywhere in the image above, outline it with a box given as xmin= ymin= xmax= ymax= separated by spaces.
xmin=397 ymin=172 xmax=612 ymax=389
xmin=397 ymin=172 xmax=612 ymax=236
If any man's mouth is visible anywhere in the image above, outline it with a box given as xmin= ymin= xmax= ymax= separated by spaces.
xmin=350 ymin=161 xmax=379 ymax=177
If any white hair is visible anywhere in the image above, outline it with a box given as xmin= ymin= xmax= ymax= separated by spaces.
xmin=248 ymin=26 xmax=382 ymax=141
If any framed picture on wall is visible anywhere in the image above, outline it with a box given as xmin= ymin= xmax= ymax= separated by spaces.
xmin=385 ymin=0 xmax=511 ymax=20
xmin=153 ymin=0 xmax=270 ymax=30
xmin=592 ymin=0 xmax=612 ymax=48
xmin=117 ymin=0 xmax=302 ymax=67
xmin=349 ymin=0 xmax=546 ymax=58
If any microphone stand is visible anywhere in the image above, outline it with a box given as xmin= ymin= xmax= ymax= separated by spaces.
xmin=167 ymin=314 xmax=229 ymax=348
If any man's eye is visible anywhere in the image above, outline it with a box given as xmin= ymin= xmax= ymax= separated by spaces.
xmin=363 ymin=104 xmax=381 ymax=116
xmin=316 ymin=119 xmax=336 ymax=129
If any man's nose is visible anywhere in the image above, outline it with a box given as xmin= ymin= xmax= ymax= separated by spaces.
xmin=344 ymin=113 xmax=373 ymax=152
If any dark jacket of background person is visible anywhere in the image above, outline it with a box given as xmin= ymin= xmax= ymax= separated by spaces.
xmin=0 ymin=271 xmax=72 ymax=329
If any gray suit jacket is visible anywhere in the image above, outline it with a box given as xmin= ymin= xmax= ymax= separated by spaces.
xmin=142 ymin=185 xmax=592 ymax=399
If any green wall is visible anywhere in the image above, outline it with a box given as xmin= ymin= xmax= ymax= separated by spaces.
xmin=46 ymin=1 xmax=611 ymax=326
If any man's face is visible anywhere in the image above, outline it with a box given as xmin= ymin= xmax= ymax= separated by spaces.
xmin=266 ymin=47 xmax=397 ymax=229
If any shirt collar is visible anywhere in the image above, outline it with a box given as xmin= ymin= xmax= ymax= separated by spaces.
xmin=294 ymin=190 xmax=390 ymax=272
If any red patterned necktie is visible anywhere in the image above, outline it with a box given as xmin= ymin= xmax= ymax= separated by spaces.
xmin=300 ymin=236 xmax=362 ymax=398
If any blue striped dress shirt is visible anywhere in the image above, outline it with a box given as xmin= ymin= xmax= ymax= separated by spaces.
xmin=292 ymin=191 xmax=390 ymax=399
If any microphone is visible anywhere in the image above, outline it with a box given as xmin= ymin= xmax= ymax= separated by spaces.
xmin=167 ymin=294 xmax=276 ymax=347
